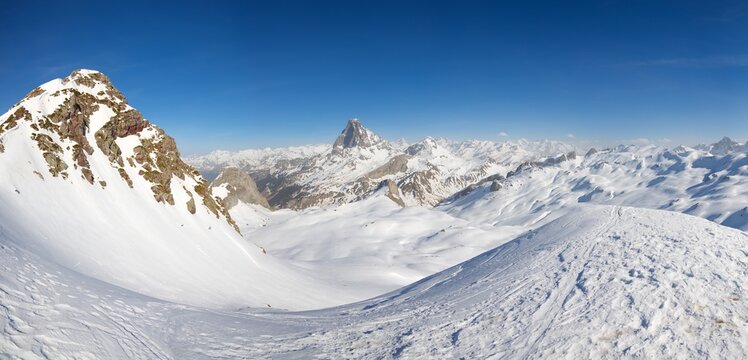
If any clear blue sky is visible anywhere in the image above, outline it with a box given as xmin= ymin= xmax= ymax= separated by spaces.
xmin=1 ymin=0 xmax=746 ymax=154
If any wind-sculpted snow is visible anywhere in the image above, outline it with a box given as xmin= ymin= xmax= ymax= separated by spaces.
xmin=1 ymin=206 xmax=746 ymax=358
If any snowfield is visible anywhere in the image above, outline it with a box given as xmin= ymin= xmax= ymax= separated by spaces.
xmin=1 ymin=206 xmax=747 ymax=358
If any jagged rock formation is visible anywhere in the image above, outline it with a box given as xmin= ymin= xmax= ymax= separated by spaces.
xmin=332 ymin=118 xmax=389 ymax=154
xmin=211 ymin=167 xmax=270 ymax=208
xmin=0 ymin=69 xmax=237 ymax=231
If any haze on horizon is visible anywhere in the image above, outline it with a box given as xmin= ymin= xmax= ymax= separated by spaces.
xmin=1 ymin=0 xmax=746 ymax=154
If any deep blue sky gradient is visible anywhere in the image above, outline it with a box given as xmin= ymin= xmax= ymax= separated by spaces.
xmin=1 ymin=0 xmax=746 ymax=153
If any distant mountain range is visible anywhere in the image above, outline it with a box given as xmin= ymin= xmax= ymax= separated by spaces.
xmin=187 ymin=119 xmax=575 ymax=209
xmin=188 ymin=119 xmax=747 ymax=232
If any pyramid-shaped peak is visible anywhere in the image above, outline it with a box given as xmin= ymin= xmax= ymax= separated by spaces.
xmin=332 ymin=118 xmax=387 ymax=153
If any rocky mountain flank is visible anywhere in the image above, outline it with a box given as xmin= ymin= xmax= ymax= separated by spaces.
xmin=0 ymin=69 xmax=238 ymax=230
xmin=211 ymin=167 xmax=270 ymax=208
xmin=203 ymin=119 xmax=574 ymax=210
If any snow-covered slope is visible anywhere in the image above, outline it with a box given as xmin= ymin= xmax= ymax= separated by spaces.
xmin=443 ymin=141 xmax=748 ymax=231
xmin=0 ymin=70 xmax=354 ymax=310
xmin=188 ymin=119 xmax=575 ymax=209
xmin=2 ymin=206 xmax=746 ymax=358
xmin=231 ymin=195 xmax=526 ymax=299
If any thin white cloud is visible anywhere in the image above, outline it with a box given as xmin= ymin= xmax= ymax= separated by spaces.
xmin=498 ymin=131 xmax=509 ymax=137
xmin=628 ymin=138 xmax=651 ymax=146
xmin=567 ymin=133 xmax=575 ymax=139
xmin=622 ymin=54 xmax=748 ymax=68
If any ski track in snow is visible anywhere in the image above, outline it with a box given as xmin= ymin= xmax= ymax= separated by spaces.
xmin=2 ymin=206 xmax=747 ymax=359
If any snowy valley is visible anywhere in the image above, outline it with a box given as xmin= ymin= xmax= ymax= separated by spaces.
xmin=0 ymin=70 xmax=747 ymax=359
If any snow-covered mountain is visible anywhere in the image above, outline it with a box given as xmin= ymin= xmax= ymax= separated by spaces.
xmin=188 ymin=119 xmax=575 ymax=209
xmin=219 ymin=136 xmax=747 ymax=302
xmin=442 ymin=141 xmax=748 ymax=231
xmin=0 ymin=70 xmax=355 ymax=310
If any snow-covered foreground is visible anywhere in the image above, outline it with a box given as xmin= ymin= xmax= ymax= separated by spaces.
xmin=2 ymin=206 xmax=747 ymax=358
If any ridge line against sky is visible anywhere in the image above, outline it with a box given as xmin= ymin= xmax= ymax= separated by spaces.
xmin=1 ymin=0 xmax=746 ymax=154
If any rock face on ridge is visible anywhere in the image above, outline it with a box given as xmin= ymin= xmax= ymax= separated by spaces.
xmin=332 ymin=118 xmax=388 ymax=154
xmin=211 ymin=167 xmax=270 ymax=208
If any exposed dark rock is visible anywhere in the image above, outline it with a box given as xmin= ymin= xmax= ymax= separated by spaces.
xmin=332 ymin=118 xmax=386 ymax=154
xmin=23 ymin=86 xmax=44 ymax=100
xmin=366 ymin=154 xmax=410 ymax=180
xmin=381 ymin=179 xmax=405 ymax=207
xmin=118 ymin=168 xmax=133 ymax=188
xmin=186 ymin=194 xmax=196 ymax=214
xmin=43 ymin=152 xmax=68 ymax=177
xmin=490 ymin=180 xmax=503 ymax=192
xmin=211 ymin=167 xmax=270 ymax=209
xmin=0 ymin=107 xmax=32 ymax=135
xmin=96 ymin=109 xmax=149 ymax=167
xmin=398 ymin=166 xmax=439 ymax=205
xmin=81 ymin=168 xmax=94 ymax=184
xmin=151 ymin=184 xmax=175 ymax=205
xmin=48 ymin=90 xmax=97 ymax=154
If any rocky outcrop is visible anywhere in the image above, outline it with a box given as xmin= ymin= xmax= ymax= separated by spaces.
xmin=332 ymin=118 xmax=388 ymax=154
xmin=211 ymin=167 xmax=270 ymax=209
xmin=365 ymin=154 xmax=410 ymax=180
xmin=398 ymin=165 xmax=440 ymax=206
xmin=381 ymin=179 xmax=405 ymax=207
xmin=96 ymin=109 xmax=149 ymax=166
xmin=32 ymin=133 xmax=68 ymax=178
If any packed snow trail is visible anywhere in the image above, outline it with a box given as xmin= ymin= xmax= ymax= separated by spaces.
xmin=1 ymin=205 xmax=747 ymax=358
